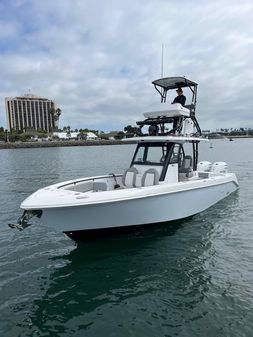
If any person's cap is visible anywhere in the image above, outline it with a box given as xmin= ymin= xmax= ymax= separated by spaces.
xmin=176 ymin=87 xmax=183 ymax=93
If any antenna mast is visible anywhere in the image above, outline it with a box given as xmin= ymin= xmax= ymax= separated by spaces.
xmin=161 ymin=44 xmax=164 ymax=78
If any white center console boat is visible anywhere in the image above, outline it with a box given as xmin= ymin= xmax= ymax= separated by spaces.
xmin=9 ymin=77 xmax=239 ymax=241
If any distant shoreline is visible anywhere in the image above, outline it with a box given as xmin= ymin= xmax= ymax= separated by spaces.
xmin=0 ymin=135 xmax=252 ymax=150
xmin=207 ymin=135 xmax=253 ymax=139
xmin=0 ymin=140 xmax=134 ymax=150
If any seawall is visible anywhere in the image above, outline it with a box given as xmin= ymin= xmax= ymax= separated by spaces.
xmin=0 ymin=140 xmax=135 ymax=150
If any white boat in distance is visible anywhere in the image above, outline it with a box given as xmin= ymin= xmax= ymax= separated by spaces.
xmin=9 ymin=77 xmax=239 ymax=241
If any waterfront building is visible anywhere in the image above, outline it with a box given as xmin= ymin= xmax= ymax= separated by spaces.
xmin=86 ymin=132 xmax=98 ymax=140
xmin=5 ymin=94 xmax=60 ymax=132
xmin=52 ymin=132 xmax=98 ymax=140
xmin=53 ymin=132 xmax=79 ymax=140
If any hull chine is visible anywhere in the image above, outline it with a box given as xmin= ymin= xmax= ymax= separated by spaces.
xmin=63 ymin=217 xmax=194 ymax=242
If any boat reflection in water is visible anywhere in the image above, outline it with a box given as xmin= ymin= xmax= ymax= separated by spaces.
xmin=24 ymin=216 xmax=217 ymax=335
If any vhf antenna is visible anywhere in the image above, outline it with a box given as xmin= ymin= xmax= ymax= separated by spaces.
xmin=161 ymin=44 xmax=164 ymax=78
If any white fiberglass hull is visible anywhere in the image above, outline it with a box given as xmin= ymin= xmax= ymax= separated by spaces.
xmin=21 ymin=174 xmax=238 ymax=238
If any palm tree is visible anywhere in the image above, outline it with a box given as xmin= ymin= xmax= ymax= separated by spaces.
xmin=49 ymin=107 xmax=62 ymax=132
xmin=66 ymin=125 xmax=71 ymax=137
xmin=79 ymin=130 xmax=87 ymax=140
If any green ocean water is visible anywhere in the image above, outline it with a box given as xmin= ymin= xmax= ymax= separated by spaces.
xmin=0 ymin=140 xmax=253 ymax=337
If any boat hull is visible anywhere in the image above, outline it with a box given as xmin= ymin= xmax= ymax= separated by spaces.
xmin=37 ymin=179 xmax=238 ymax=239
xmin=63 ymin=217 xmax=192 ymax=241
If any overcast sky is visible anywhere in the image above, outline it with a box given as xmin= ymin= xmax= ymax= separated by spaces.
xmin=1 ymin=0 xmax=253 ymax=132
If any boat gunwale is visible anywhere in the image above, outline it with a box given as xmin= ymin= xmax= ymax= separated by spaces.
xmin=21 ymin=173 xmax=238 ymax=210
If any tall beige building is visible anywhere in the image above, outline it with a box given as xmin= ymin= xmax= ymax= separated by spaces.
xmin=5 ymin=94 xmax=59 ymax=132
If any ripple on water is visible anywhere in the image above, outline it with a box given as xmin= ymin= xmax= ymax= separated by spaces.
xmin=1 ymin=142 xmax=253 ymax=337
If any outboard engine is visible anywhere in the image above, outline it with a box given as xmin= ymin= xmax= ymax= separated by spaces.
xmin=211 ymin=162 xmax=228 ymax=174
xmin=197 ymin=161 xmax=212 ymax=172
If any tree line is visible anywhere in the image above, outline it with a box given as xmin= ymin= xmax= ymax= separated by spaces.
xmin=1 ymin=125 xmax=253 ymax=142
xmin=203 ymin=127 xmax=253 ymax=136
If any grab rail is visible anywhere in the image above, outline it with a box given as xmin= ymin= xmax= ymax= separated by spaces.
xmin=58 ymin=173 xmax=122 ymax=189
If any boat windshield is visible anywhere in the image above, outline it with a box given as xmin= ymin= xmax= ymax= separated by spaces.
xmin=132 ymin=143 xmax=171 ymax=165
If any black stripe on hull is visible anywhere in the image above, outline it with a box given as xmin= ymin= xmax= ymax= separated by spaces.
xmin=64 ymin=216 xmax=194 ymax=242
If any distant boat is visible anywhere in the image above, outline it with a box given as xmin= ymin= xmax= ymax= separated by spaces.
xmin=209 ymin=142 xmax=213 ymax=148
xmin=229 ymin=138 xmax=234 ymax=141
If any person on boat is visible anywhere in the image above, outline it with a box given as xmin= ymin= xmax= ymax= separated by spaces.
xmin=172 ymin=87 xmax=186 ymax=106
xmin=171 ymin=87 xmax=186 ymax=132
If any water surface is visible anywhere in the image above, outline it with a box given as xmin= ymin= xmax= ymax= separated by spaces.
xmin=0 ymin=140 xmax=253 ymax=337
